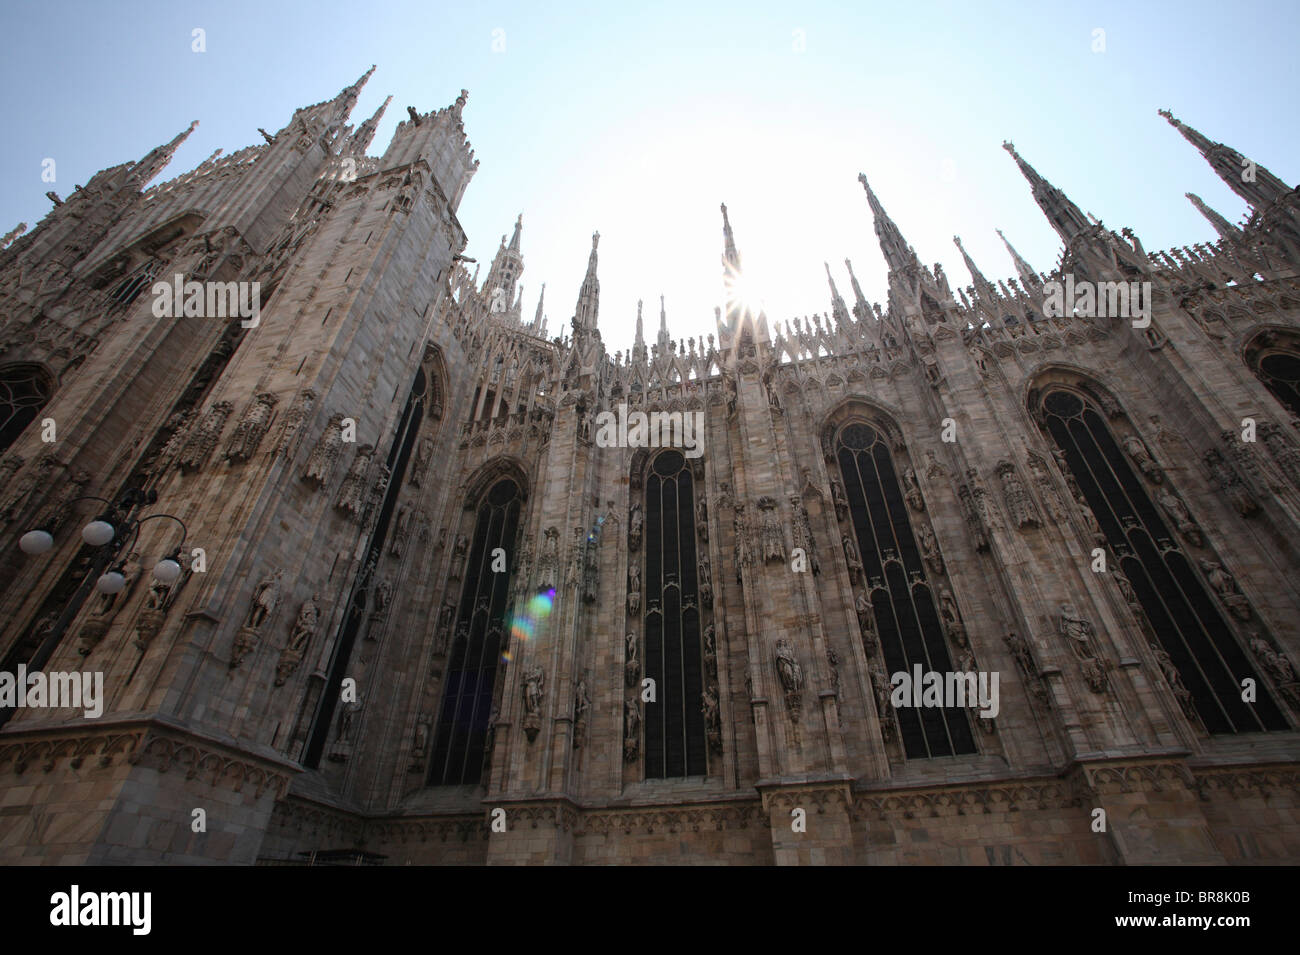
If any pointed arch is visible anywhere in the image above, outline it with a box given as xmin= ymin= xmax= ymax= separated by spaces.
xmin=0 ymin=362 xmax=55 ymax=454
xmin=1243 ymin=326 xmax=1300 ymax=419
xmin=822 ymin=400 xmax=977 ymax=758
xmin=1028 ymin=368 xmax=1289 ymax=734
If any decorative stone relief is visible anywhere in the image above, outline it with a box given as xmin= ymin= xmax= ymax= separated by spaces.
xmin=521 ymin=664 xmax=545 ymax=741
xmin=1059 ymin=603 xmax=1110 ymax=694
xmin=774 ymin=637 xmax=804 ymax=723
xmin=1203 ymin=448 xmax=1257 ymax=517
xmin=275 ymin=593 xmax=321 ymax=686
xmin=177 ymin=400 xmax=233 ymax=473
xmin=225 ymin=392 xmax=278 ymax=463
xmin=303 ymin=412 xmax=346 ymax=488
xmin=996 ymin=460 xmax=1039 ymax=529
xmin=1200 ymin=559 xmax=1251 ymax=621
xmin=335 ymin=444 xmax=374 ymax=518
xmin=758 ymin=496 xmax=784 ymax=563
xmin=1156 ymin=487 xmax=1203 ymax=547
xmin=1122 ymin=434 xmax=1164 ymax=484
xmin=623 ymin=698 xmax=640 ymax=762
xmin=233 ymin=569 xmax=282 ymax=668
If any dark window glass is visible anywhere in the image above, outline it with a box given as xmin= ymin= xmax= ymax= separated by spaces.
xmin=837 ymin=422 xmax=976 ymax=758
xmin=1040 ymin=387 xmax=1287 ymax=733
xmin=428 ymin=478 xmax=522 ymax=784
xmin=1256 ymin=352 xmax=1300 ymax=419
xmin=0 ymin=364 xmax=53 ymax=454
xmin=642 ymin=450 xmax=707 ymax=777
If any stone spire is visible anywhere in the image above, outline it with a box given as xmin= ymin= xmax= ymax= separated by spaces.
xmin=532 ymin=282 xmax=546 ymax=330
xmin=632 ymin=299 xmax=646 ymax=362
xmin=346 ymin=95 xmax=391 ymax=154
xmin=572 ymin=231 xmax=600 ymax=335
xmin=485 ymin=213 xmax=524 ymax=312
xmin=1159 ymin=109 xmax=1291 ymax=210
xmin=127 ymin=120 xmax=199 ymax=190
xmin=1185 ymin=193 xmax=1241 ymax=242
xmin=858 ymin=172 xmax=917 ymax=274
xmin=657 ymin=294 xmax=671 ymax=352
xmin=996 ymin=228 xmax=1039 ymax=288
xmin=825 ymin=262 xmax=850 ymax=328
xmin=1001 ymin=141 xmax=1090 ymax=244
xmin=721 ymin=202 xmax=740 ymax=271
xmin=953 ymin=235 xmax=994 ymax=298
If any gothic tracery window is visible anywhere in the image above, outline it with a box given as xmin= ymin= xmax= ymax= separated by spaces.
xmin=640 ymin=449 xmax=708 ymax=777
xmin=1244 ymin=332 xmax=1300 ymax=420
xmin=1037 ymin=386 xmax=1288 ymax=733
xmin=835 ymin=421 xmax=977 ymax=758
xmin=428 ymin=477 xmax=523 ymax=785
xmin=0 ymin=363 xmax=54 ymax=454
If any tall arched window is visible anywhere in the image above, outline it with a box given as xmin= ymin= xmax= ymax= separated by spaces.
xmin=641 ymin=449 xmax=707 ymax=778
xmin=1036 ymin=385 xmax=1288 ymax=733
xmin=0 ymin=363 xmax=54 ymax=454
xmin=1244 ymin=330 xmax=1300 ymax=419
xmin=428 ymin=477 xmax=523 ymax=785
xmin=835 ymin=421 xmax=976 ymax=759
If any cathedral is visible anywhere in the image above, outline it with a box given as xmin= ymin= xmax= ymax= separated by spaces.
xmin=0 ymin=67 xmax=1298 ymax=865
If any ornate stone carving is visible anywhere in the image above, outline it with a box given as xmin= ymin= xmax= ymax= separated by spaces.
xmin=757 ymin=496 xmax=784 ymax=563
xmin=275 ymin=593 xmax=321 ymax=686
xmin=826 ymin=645 xmax=841 ymax=696
xmin=233 ymin=569 xmax=282 ymax=668
xmin=303 ymin=412 xmax=346 ymax=487
xmin=449 ymin=533 xmax=469 ymax=581
xmin=1004 ymin=631 xmax=1048 ymax=705
xmin=573 ymin=677 xmax=590 ymax=749
xmin=1149 ymin=642 xmax=1198 ymax=721
xmin=774 ymin=637 xmax=804 ymax=722
xmin=938 ymin=588 xmax=966 ymax=646
xmin=698 ymin=555 xmax=713 ymax=605
xmin=177 ymin=400 xmax=233 ymax=473
xmin=1200 ymin=559 xmax=1251 ymax=621
xmin=628 ymin=502 xmax=643 ymax=551
xmin=733 ymin=505 xmax=752 ymax=582
xmin=830 ymin=477 xmax=849 ymax=519
xmin=582 ymin=533 xmax=600 ymax=603
xmin=1122 ymin=434 xmax=1164 ymax=484
xmin=537 ymin=527 xmax=559 ymax=590
xmin=996 ymin=460 xmax=1038 ymax=529
xmin=702 ymin=683 xmax=722 ymax=754
xmin=703 ymin=624 xmax=718 ymax=684
xmin=696 ymin=499 xmax=709 ymax=542
xmin=277 ymin=388 xmax=316 ymax=457
xmin=627 ymin=559 xmax=641 ymax=615
xmin=1060 ymin=603 xmax=1110 ymax=693
xmin=869 ymin=662 xmax=896 ymax=742
xmin=1248 ymin=635 xmax=1300 ymax=709
xmin=1156 ymin=487 xmax=1202 ymax=546
xmin=389 ymin=503 xmax=411 ymax=558
xmin=37 ymin=466 xmax=91 ymax=535
xmin=521 ymin=664 xmax=545 ymax=741
xmin=902 ymin=467 xmax=925 ymax=512
xmin=837 ymin=534 xmax=862 ymax=583
xmin=225 ymin=392 xmax=278 ymax=462
xmin=335 ymin=444 xmax=374 ymax=518
xmin=408 ymin=713 xmax=432 ymax=774
xmin=623 ymin=698 xmax=640 ymax=762
xmin=1025 ymin=450 xmax=1067 ymax=523
xmin=408 ymin=436 xmax=434 ymax=487
xmin=1260 ymin=420 xmax=1300 ymax=489
xmin=625 ymin=632 xmax=640 ymax=687
xmin=1203 ymin=448 xmax=1257 ymax=517
xmin=433 ymin=601 xmax=454 ymax=656
xmin=789 ymin=496 xmax=820 ymax=575
xmin=957 ymin=482 xmax=989 ymax=553
xmin=916 ymin=521 xmax=944 ymax=575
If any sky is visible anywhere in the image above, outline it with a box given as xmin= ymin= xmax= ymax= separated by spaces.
xmin=1 ymin=0 xmax=1297 ymax=355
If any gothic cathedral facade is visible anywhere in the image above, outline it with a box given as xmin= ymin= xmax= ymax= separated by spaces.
xmin=1 ymin=69 xmax=1298 ymax=864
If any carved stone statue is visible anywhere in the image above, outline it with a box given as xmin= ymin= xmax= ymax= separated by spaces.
xmin=1249 ymin=635 xmax=1297 ymax=688
xmin=1157 ymin=488 xmax=1202 ymax=546
xmin=177 ymin=400 xmax=233 ymax=472
xmin=902 ymin=467 xmax=925 ymax=512
xmin=521 ymin=664 xmax=545 ymax=741
xmin=774 ymin=637 xmax=804 ymax=721
xmin=225 ymin=392 xmax=278 ymax=462
xmin=698 ymin=556 xmax=713 ymax=605
xmin=449 ymin=533 xmax=469 ymax=580
xmin=245 ymin=570 xmax=282 ymax=630
xmin=409 ymin=436 xmax=434 ymax=487
xmin=303 ymin=412 xmax=347 ymax=487
xmin=939 ymin=588 xmax=966 ymax=646
xmin=538 ymin=527 xmax=559 ymax=590
xmin=1203 ymin=448 xmax=1257 ymax=517
xmin=1122 ymin=434 xmax=1164 ymax=484
xmin=627 ymin=561 xmax=641 ymax=615
xmin=696 ymin=499 xmax=709 ymax=542
xmin=917 ymin=522 xmax=943 ymax=575
xmin=335 ymin=444 xmax=374 ymax=518
xmin=733 ymin=506 xmax=752 ymax=582
xmin=1149 ymin=641 xmax=1197 ymax=720
xmin=830 ymin=477 xmax=849 ymax=519
xmin=758 ymin=497 xmax=784 ymax=563
xmin=628 ymin=502 xmax=643 ymax=551
xmin=434 ymin=601 xmax=454 ymax=655
xmin=997 ymin=460 xmax=1038 ymax=529
xmin=573 ymin=677 xmax=590 ymax=748
xmin=625 ymin=632 xmax=640 ymax=687
xmin=1059 ymin=603 xmax=1095 ymax=660
xmin=789 ymin=496 xmax=820 ymax=575
xmin=701 ymin=683 xmax=722 ymax=753
xmin=275 ymin=593 xmax=321 ymax=685
xmin=869 ymin=662 xmax=896 ymax=741
xmin=1200 ymin=559 xmax=1251 ymax=620
xmin=623 ymin=698 xmax=641 ymax=762
xmin=842 ymin=534 xmax=863 ymax=582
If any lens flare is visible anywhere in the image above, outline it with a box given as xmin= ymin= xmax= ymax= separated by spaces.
xmin=503 ymin=588 xmax=554 ymax=663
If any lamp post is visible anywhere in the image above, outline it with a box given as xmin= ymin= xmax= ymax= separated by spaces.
xmin=2 ymin=488 xmax=188 ymax=727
